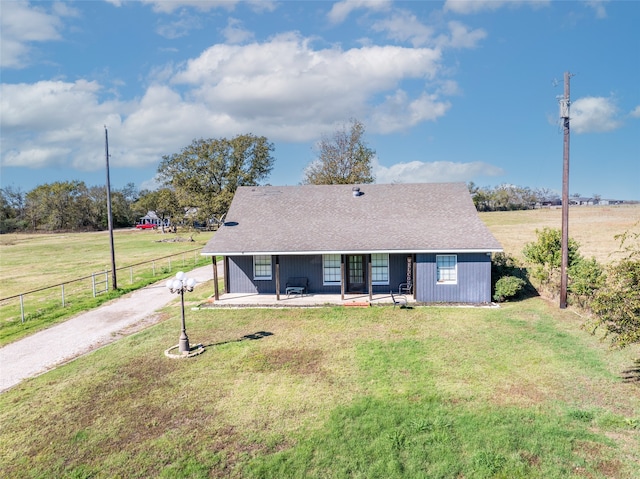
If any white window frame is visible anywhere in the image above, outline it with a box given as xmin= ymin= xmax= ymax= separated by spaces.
xmin=436 ymin=254 xmax=457 ymax=284
xmin=253 ymin=255 xmax=272 ymax=280
xmin=322 ymin=254 xmax=341 ymax=285
xmin=370 ymin=253 xmax=389 ymax=285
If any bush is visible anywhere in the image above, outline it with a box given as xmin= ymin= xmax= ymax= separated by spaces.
xmin=493 ymin=276 xmax=526 ymax=302
xmin=568 ymin=257 xmax=605 ymax=308
xmin=523 ymin=227 xmax=581 ymax=297
xmin=588 ymin=259 xmax=640 ymax=348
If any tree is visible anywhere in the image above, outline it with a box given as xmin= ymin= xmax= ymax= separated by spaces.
xmin=0 ymin=186 xmax=27 ymax=233
xmin=25 ymin=181 xmax=91 ymax=231
xmin=302 ymin=119 xmax=375 ymax=185
xmin=157 ymin=134 xmax=274 ymax=220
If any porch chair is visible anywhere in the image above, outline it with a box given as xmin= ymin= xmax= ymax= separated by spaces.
xmin=398 ymin=281 xmax=412 ymax=295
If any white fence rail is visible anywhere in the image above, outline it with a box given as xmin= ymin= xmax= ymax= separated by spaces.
xmin=1 ymin=248 xmax=208 ymax=324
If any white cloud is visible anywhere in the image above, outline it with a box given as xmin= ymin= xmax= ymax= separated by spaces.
xmin=171 ymin=33 xmax=444 ymax=137
xmin=0 ymin=0 xmax=76 ymax=68
xmin=156 ymin=15 xmax=203 ymax=39
xmin=141 ymin=0 xmax=237 ymax=14
xmin=372 ymin=12 xmax=485 ymax=50
xmin=327 ymin=0 xmax=392 ymax=24
xmin=443 ymin=0 xmax=550 ymax=15
xmin=371 ymin=90 xmax=451 ymax=133
xmin=441 ymin=21 xmax=487 ymax=49
xmin=371 ymin=10 xmax=435 ymax=47
xmin=630 ymin=105 xmax=640 ymax=118
xmin=0 ymin=80 xmax=128 ymax=170
xmin=571 ymin=96 xmax=622 ymax=133
xmin=221 ymin=18 xmax=255 ymax=44
xmin=140 ymin=0 xmax=277 ymax=14
xmin=586 ymin=0 xmax=609 ymax=19
xmin=374 ymin=159 xmax=504 ymax=184
xmin=1 ymin=33 xmax=455 ymax=172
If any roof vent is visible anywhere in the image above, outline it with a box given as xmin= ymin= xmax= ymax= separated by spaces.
xmin=352 ymin=187 xmax=361 ymax=197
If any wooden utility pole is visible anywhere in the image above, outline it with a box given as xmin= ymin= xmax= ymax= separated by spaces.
xmin=105 ymin=126 xmax=118 ymax=290
xmin=559 ymin=72 xmax=571 ymax=309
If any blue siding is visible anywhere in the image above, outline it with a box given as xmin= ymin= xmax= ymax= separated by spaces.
xmin=227 ymin=253 xmax=412 ymax=295
xmin=415 ymin=253 xmax=492 ymax=303
xmin=228 ymin=256 xmax=275 ymax=293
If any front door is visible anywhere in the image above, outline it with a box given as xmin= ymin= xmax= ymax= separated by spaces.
xmin=347 ymin=255 xmax=365 ymax=293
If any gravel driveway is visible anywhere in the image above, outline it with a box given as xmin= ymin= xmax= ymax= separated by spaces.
xmin=0 ymin=265 xmax=215 ymax=393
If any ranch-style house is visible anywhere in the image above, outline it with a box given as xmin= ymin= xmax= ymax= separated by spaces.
xmin=201 ymin=182 xmax=503 ymax=304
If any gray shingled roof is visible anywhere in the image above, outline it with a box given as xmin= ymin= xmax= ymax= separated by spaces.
xmin=201 ymin=182 xmax=502 ymax=255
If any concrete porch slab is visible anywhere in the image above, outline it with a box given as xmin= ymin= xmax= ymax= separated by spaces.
xmin=198 ymin=292 xmax=414 ymax=308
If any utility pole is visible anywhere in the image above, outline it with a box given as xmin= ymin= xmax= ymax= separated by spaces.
xmin=105 ymin=126 xmax=118 ymax=290
xmin=559 ymin=72 xmax=571 ymax=309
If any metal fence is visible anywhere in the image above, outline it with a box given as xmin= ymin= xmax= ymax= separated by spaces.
xmin=0 ymin=248 xmax=210 ymax=324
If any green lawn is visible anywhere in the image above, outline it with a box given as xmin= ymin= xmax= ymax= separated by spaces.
xmin=1 ymin=298 xmax=638 ymax=478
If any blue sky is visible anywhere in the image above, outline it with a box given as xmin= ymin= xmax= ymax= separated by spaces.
xmin=1 ymin=0 xmax=639 ymax=200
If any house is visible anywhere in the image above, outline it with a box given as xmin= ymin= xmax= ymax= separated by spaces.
xmin=136 ymin=211 xmax=170 ymax=228
xmin=201 ymin=182 xmax=503 ymax=304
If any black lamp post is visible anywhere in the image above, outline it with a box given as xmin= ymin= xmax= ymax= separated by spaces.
xmin=166 ymin=271 xmax=196 ymax=354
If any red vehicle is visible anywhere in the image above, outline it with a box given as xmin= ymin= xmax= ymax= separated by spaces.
xmin=135 ymin=223 xmax=157 ymax=229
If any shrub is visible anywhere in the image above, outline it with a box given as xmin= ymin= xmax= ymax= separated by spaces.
xmin=568 ymin=257 xmax=605 ymax=308
xmin=588 ymin=258 xmax=640 ymax=348
xmin=493 ymin=276 xmax=526 ymax=302
xmin=522 ymin=227 xmax=581 ymax=297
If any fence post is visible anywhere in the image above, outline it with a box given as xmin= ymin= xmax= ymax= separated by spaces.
xmin=92 ymin=273 xmax=96 ymax=297
xmin=20 ymin=294 xmax=25 ymax=323
xmin=152 ymin=261 xmax=156 ymax=276
xmin=61 ymin=283 xmax=65 ymax=307
xmin=105 ymin=272 xmax=109 ymax=292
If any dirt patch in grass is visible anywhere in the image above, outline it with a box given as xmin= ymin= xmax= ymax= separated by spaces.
xmin=242 ymin=347 xmax=325 ymax=376
xmin=491 ymin=382 xmax=548 ymax=406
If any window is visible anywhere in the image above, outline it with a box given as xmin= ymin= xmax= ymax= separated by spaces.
xmin=436 ymin=255 xmax=457 ymax=284
xmin=371 ymin=253 xmax=389 ymax=285
xmin=323 ymin=254 xmax=341 ymax=284
xmin=253 ymin=255 xmax=272 ymax=280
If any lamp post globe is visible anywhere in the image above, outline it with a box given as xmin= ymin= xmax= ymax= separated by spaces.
xmin=166 ymin=271 xmax=197 ymax=355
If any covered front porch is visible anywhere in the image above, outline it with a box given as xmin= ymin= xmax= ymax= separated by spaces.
xmin=200 ymin=291 xmax=414 ymax=308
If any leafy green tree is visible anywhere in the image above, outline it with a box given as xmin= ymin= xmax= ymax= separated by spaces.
xmin=302 ymin=119 xmax=375 ymax=185
xmin=25 ymin=181 xmax=91 ymax=231
xmin=0 ymin=185 xmax=27 ymax=233
xmin=157 ymin=134 xmax=274 ymax=220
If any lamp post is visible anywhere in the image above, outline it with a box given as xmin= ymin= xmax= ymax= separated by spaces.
xmin=166 ymin=271 xmax=197 ymax=354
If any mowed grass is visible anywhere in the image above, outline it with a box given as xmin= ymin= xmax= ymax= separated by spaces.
xmin=0 ymin=229 xmax=216 ymax=345
xmin=480 ymin=204 xmax=640 ymax=264
xmin=1 ymin=298 xmax=638 ymax=478
xmin=0 ymin=228 xmax=215 ymax=299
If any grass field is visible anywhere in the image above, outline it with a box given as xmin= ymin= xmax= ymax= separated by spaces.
xmin=0 ymin=228 xmax=215 ymax=298
xmin=1 ymin=206 xmax=639 ymax=477
xmin=0 ymin=229 xmax=216 ymax=345
xmin=479 ymin=204 xmax=640 ymax=264
xmin=0 ymin=298 xmax=638 ymax=478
